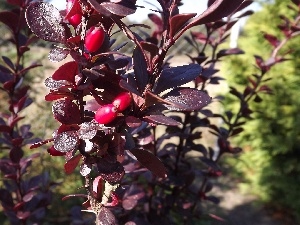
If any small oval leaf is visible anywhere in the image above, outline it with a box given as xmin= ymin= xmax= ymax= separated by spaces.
xmin=64 ymin=154 xmax=81 ymax=174
xmin=163 ymin=88 xmax=211 ymax=111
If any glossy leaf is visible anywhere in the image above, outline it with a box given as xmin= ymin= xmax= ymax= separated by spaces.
xmin=26 ymin=2 xmax=66 ymax=43
xmin=186 ymin=0 xmax=245 ymax=28
xmin=153 ymin=64 xmax=202 ymax=94
xmin=78 ymin=121 xmax=101 ymax=140
xmin=130 ymin=148 xmax=167 ymax=178
xmin=170 ymin=13 xmax=197 ymax=37
xmin=88 ymin=0 xmax=136 ymax=17
xmin=163 ymin=88 xmax=211 ymax=111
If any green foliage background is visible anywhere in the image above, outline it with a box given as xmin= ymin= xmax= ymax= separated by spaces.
xmin=223 ymin=0 xmax=300 ymax=221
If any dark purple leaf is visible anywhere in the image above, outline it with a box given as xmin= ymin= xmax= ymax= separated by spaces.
xmin=10 ymin=147 xmax=23 ymax=163
xmin=54 ymin=131 xmax=79 ymax=152
xmin=48 ymin=47 xmax=70 ymax=62
xmin=2 ymin=56 xmax=15 ymax=71
xmin=97 ymin=160 xmax=124 ymax=183
xmin=163 ymin=88 xmax=211 ymax=111
xmin=52 ymin=99 xmax=81 ymax=124
xmin=205 ymin=195 xmax=220 ymax=204
xmin=64 ymin=154 xmax=81 ymax=174
xmin=133 ymin=47 xmax=148 ymax=93
xmin=143 ymin=115 xmax=181 ymax=126
xmin=170 ymin=13 xmax=197 ymax=37
xmin=153 ymin=64 xmax=202 ymax=94
xmin=0 ymin=189 xmax=14 ymax=208
xmin=130 ymin=148 xmax=167 ymax=178
xmin=26 ymin=2 xmax=66 ymax=43
xmin=97 ymin=207 xmax=117 ymax=225
xmin=122 ymin=192 xmax=145 ymax=210
xmin=217 ymin=48 xmax=244 ymax=58
xmin=125 ymin=116 xmax=142 ymax=128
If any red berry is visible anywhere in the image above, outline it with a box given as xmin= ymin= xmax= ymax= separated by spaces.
xmin=95 ymin=104 xmax=117 ymax=124
xmin=113 ymin=92 xmax=131 ymax=112
xmin=85 ymin=26 xmax=105 ymax=53
xmin=66 ymin=0 xmax=82 ymax=27
xmin=68 ymin=13 xmax=82 ymax=27
xmin=47 ymin=146 xmax=66 ymax=156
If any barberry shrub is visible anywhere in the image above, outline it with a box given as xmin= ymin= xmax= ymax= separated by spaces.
xmin=0 ymin=1 xmax=56 ymax=224
xmin=0 ymin=0 xmax=297 ymax=224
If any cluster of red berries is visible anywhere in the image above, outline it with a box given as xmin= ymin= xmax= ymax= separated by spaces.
xmin=95 ymin=92 xmax=131 ymax=125
xmin=66 ymin=0 xmax=106 ymax=53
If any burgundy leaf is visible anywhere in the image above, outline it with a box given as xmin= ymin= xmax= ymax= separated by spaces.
xmin=186 ymin=0 xmax=245 ymax=28
xmin=26 ymin=2 xmax=66 ymax=43
xmin=52 ymin=61 xmax=78 ymax=83
xmin=52 ymin=99 xmax=81 ymax=124
xmin=153 ymin=64 xmax=202 ymax=94
xmin=170 ymin=13 xmax=197 ymax=37
xmin=143 ymin=115 xmax=181 ymax=126
xmin=100 ymin=2 xmax=136 ymax=16
xmin=263 ymin=33 xmax=280 ymax=47
xmin=45 ymin=91 xmax=75 ymax=101
xmin=7 ymin=0 xmax=23 ymax=6
xmin=163 ymin=88 xmax=211 ymax=111
xmin=64 ymin=154 xmax=81 ymax=174
xmin=97 ymin=207 xmax=117 ymax=225
xmin=0 ymin=11 xmax=19 ymax=32
xmin=130 ymin=148 xmax=167 ymax=178
xmin=133 ymin=47 xmax=148 ymax=93
xmin=54 ymin=131 xmax=79 ymax=153
xmin=48 ymin=47 xmax=70 ymax=62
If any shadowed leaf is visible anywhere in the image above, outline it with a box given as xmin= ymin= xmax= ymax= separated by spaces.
xmin=130 ymin=148 xmax=167 ymax=178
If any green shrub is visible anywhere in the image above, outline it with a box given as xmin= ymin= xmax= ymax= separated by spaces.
xmin=223 ymin=0 xmax=300 ymax=221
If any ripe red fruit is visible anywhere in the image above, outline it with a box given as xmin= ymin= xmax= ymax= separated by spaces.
xmin=68 ymin=14 xmax=82 ymax=27
xmin=95 ymin=104 xmax=117 ymax=124
xmin=66 ymin=0 xmax=82 ymax=27
xmin=113 ymin=92 xmax=131 ymax=112
xmin=85 ymin=26 xmax=105 ymax=53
